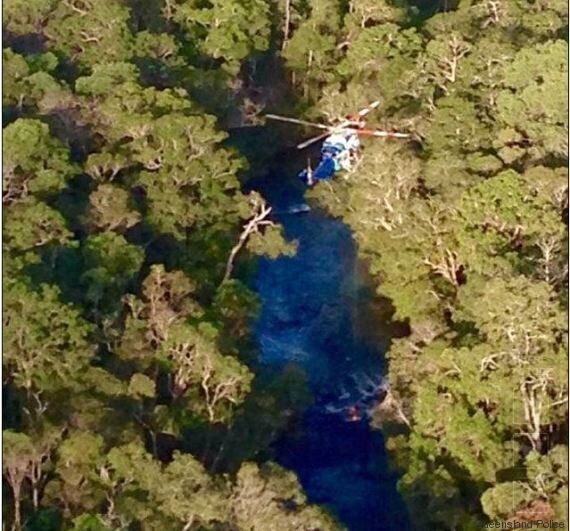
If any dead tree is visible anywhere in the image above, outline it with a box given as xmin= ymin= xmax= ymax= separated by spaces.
xmin=282 ymin=0 xmax=291 ymax=50
xmin=424 ymin=245 xmax=464 ymax=288
xmin=441 ymin=34 xmax=470 ymax=84
xmin=200 ymin=356 xmax=243 ymax=423
xmin=520 ymin=372 xmax=552 ymax=452
xmin=222 ymin=194 xmax=273 ymax=284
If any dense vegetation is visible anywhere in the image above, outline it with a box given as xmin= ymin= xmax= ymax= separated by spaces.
xmin=3 ymin=0 xmax=568 ymax=530
xmin=299 ymin=0 xmax=569 ymax=528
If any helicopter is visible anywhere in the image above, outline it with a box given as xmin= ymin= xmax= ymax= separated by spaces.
xmin=265 ymin=101 xmax=410 ymax=186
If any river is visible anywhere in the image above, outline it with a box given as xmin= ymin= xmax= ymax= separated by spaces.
xmin=252 ymin=174 xmax=410 ymax=530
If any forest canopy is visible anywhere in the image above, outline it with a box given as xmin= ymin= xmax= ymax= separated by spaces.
xmin=2 ymin=0 xmax=568 ymax=530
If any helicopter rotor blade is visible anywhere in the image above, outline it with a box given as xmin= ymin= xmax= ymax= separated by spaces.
xmin=332 ymin=100 xmax=381 ymax=128
xmin=268 ymin=101 xmax=382 ymax=132
xmin=356 ymin=100 xmax=380 ymax=118
xmin=265 ymin=114 xmax=330 ymax=130
xmin=353 ymin=128 xmax=410 ymax=139
xmin=297 ymin=131 xmax=331 ymax=150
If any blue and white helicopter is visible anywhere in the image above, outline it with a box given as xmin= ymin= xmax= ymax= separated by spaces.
xmin=266 ymin=101 xmax=410 ymax=187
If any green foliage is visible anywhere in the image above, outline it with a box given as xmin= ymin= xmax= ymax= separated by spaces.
xmin=3 ymin=119 xmax=76 ymax=203
xmin=3 ymin=0 xmax=57 ymax=36
xmin=158 ymin=322 xmax=254 ymax=422
xmin=480 ymin=482 xmax=534 ymax=520
xmin=3 ymin=49 xmax=62 ymax=112
xmin=74 ymin=62 xmax=139 ymax=96
xmin=81 ymin=232 xmax=144 ymax=312
xmin=3 ymin=430 xmax=35 ymax=475
xmin=44 ymin=0 xmax=134 ymax=70
xmin=117 ymin=264 xmax=201 ymax=360
xmin=71 ymin=514 xmax=109 ymax=531
xmin=128 ymin=374 xmax=156 ymax=398
xmin=495 ymin=40 xmax=568 ymax=162
xmin=1 ymin=1 xmax=329 ymax=529
xmin=170 ymin=0 xmax=271 ymax=73
xmin=398 ymin=448 xmax=474 ymax=529
xmin=2 ymin=0 xmax=568 ymax=529
xmin=230 ymin=462 xmax=342 ymax=530
xmin=83 ymin=183 xmax=141 ymax=233
xmin=245 ymin=224 xmax=297 ymax=259
xmin=282 ymin=0 xmax=344 ymax=100
xmin=155 ymin=452 xmax=227 ymax=526
xmin=4 ymin=197 xmax=72 ymax=252
xmin=73 ymin=75 xmax=249 ymax=241
xmin=298 ymin=0 xmax=568 ymax=527
xmin=4 ymin=282 xmax=94 ymax=393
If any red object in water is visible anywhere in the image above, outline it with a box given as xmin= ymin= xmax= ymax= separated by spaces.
xmin=347 ymin=405 xmax=362 ymax=422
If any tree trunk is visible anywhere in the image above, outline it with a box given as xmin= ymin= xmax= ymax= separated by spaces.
xmin=11 ymin=486 xmax=21 ymax=531
xmin=201 ymin=424 xmax=214 ymax=464
xmin=150 ymin=431 xmax=158 ymax=459
xmin=223 ymin=233 xmax=249 ymax=284
xmin=304 ymin=50 xmax=313 ymax=100
xmin=222 ymin=199 xmax=272 ymax=284
xmin=282 ymin=0 xmax=291 ymax=50
xmin=210 ymin=422 xmax=234 ymax=473
xmin=32 ymin=485 xmax=39 ymax=511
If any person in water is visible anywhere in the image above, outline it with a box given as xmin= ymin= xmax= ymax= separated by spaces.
xmin=347 ymin=405 xmax=362 ymax=422
xmin=298 ymin=128 xmax=361 ymax=186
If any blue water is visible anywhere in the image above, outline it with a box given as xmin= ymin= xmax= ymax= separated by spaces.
xmin=253 ymin=176 xmax=410 ymax=530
